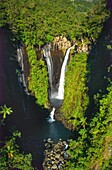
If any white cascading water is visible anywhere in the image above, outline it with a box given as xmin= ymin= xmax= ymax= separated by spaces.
xmin=17 ymin=48 xmax=29 ymax=95
xmin=43 ymin=45 xmax=73 ymax=122
xmin=43 ymin=45 xmax=55 ymax=122
xmin=43 ymin=45 xmax=53 ymax=89
xmin=56 ymin=46 xmax=73 ymax=100
xmin=48 ymin=107 xmax=56 ymax=122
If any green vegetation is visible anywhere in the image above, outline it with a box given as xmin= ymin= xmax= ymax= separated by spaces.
xmin=0 ymin=0 xmax=109 ymax=107
xmin=0 ymin=0 xmax=109 ymax=45
xmin=62 ymin=83 xmax=112 ymax=169
xmin=0 ymin=0 xmax=111 ymax=169
xmin=0 ymin=107 xmax=34 ymax=170
xmin=61 ymin=53 xmax=89 ymax=130
xmin=0 ymin=105 xmax=13 ymax=119
xmin=0 ymin=0 xmax=7 ymax=27
xmin=27 ymin=46 xmax=48 ymax=106
xmin=0 ymin=131 xmax=34 ymax=170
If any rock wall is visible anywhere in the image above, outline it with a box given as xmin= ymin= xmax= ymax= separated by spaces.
xmin=53 ymin=36 xmax=71 ymax=51
xmin=76 ymin=38 xmax=90 ymax=53
xmin=16 ymin=47 xmax=30 ymax=94
xmin=52 ymin=36 xmax=89 ymax=53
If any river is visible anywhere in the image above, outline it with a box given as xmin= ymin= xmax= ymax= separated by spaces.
xmin=0 ymin=28 xmax=73 ymax=169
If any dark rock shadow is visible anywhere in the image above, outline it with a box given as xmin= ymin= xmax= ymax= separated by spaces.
xmin=86 ymin=7 xmax=112 ymax=120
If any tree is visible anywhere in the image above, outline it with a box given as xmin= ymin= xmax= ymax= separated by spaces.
xmin=62 ymin=83 xmax=112 ymax=170
xmin=60 ymin=53 xmax=89 ymax=130
xmin=0 ymin=106 xmax=34 ymax=170
xmin=0 ymin=104 xmax=13 ymax=119
xmin=0 ymin=131 xmax=34 ymax=170
xmin=27 ymin=46 xmax=48 ymax=107
xmin=1 ymin=0 xmax=108 ymax=46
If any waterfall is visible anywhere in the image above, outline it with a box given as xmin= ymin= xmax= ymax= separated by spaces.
xmin=43 ymin=44 xmax=73 ymax=122
xmin=43 ymin=44 xmax=53 ymax=89
xmin=43 ymin=45 xmax=55 ymax=122
xmin=48 ymin=107 xmax=56 ymax=122
xmin=56 ymin=46 xmax=73 ymax=100
xmin=17 ymin=48 xmax=29 ymax=95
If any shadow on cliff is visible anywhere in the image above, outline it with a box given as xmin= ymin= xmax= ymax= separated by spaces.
xmin=86 ymin=5 xmax=112 ymax=120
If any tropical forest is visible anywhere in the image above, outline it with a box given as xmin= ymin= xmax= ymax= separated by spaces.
xmin=0 ymin=0 xmax=112 ymax=169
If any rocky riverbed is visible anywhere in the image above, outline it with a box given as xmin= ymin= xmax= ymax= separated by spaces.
xmin=42 ymin=138 xmax=70 ymax=170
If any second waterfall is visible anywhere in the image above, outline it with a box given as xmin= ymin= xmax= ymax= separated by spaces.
xmin=43 ymin=44 xmax=73 ymax=122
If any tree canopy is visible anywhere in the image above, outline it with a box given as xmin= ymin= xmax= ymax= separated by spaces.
xmin=62 ymin=83 xmax=112 ymax=169
xmin=0 ymin=0 xmax=112 ymax=169
xmin=60 ymin=53 xmax=89 ymax=130
xmin=0 ymin=0 xmax=109 ymax=45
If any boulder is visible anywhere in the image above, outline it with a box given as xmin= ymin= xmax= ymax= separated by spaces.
xmin=51 ymin=164 xmax=58 ymax=169
xmin=55 ymin=154 xmax=60 ymax=159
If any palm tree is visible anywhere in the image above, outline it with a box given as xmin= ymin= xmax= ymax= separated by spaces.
xmin=0 ymin=104 xmax=13 ymax=119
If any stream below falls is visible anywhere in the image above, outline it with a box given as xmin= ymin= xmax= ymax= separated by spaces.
xmin=0 ymin=29 xmax=73 ymax=169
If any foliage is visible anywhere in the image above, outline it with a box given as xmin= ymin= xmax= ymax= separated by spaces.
xmin=0 ymin=131 xmax=34 ymax=170
xmin=0 ymin=0 xmax=109 ymax=45
xmin=84 ymin=0 xmax=110 ymax=41
xmin=60 ymin=53 xmax=89 ymax=130
xmin=0 ymin=105 xmax=13 ymax=125
xmin=0 ymin=0 xmax=111 ymax=169
xmin=0 ymin=0 xmax=109 ymax=109
xmin=62 ymin=83 xmax=112 ymax=169
xmin=0 ymin=0 xmax=7 ymax=27
xmin=27 ymin=46 xmax=48 ymax=107
xmin=88 ymin=84 xmax=112 ymax=169
xmin=0 ymin=107 xmax=34 ymax=169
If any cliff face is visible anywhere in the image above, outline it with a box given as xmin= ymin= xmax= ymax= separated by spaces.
xmin=53 ymin=36 xmax=89 ymax=53
xmin=16 ymin=46 xmax=30 ymax=94
xmin=53 ymin=36 xmax=71 ymax=50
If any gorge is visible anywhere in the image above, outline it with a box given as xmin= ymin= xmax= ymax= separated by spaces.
xmin=0 ymin=0 xmax=112 ymax=169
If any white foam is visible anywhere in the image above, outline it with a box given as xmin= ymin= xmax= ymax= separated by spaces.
xmin=47 ymin=107 xmax=56 ymax=122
